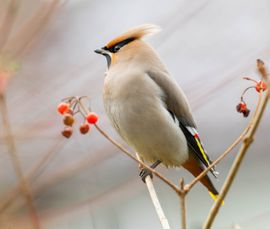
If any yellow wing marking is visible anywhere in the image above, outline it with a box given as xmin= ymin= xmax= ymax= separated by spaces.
xmin=194 ymin=137 xmax=210 ymax=166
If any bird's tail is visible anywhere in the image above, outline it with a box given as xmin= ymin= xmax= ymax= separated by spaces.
xmin=197 ymin=170 xmax=225 ymax=205
xmin=199 ymin=171 xmax=225 ymax=205
xmin=208 ymin=191 xmax=225 ymax=205
xmin=183 ymin=155 xmax=224 ymax=204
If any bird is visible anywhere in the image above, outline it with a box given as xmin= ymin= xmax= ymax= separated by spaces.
xmin=94 ymin=24 xmax=220 ymax=201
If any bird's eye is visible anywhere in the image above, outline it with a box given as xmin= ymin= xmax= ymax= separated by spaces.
xmin=113 ymin=45 xmax=121 ymax=52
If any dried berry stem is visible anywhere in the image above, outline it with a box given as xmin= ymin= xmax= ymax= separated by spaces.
xmin=77 ymin=97 xmax=90 ymax=116
xmin=243 ymin=77 xmax=258 ymax=83
xmin=240 ymin=86 xmax=255 ymax=102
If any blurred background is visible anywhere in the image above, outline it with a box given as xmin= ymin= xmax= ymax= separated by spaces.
xmin=0 ymin=0 xmax=270 ymax=228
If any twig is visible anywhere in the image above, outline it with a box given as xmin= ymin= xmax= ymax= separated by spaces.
xmin=0 ymin=94 xmax=40 ymax=229
xmin=136 ymin=153 xmax=171 ymax=229
xmin=257 ymin=59 xmax=268 ymax=80
xmin=179 ymin=179 xmax=187 ymax=229
xmin=31 ymin=146 xmax=114 ymax=196
xmin=3 ymin=0 xmax=60 ymax=58
xmin=203 ymin=60 xmax=270 ymax=229
xmin=0 ymin=0 xmax=20 ymax=51
xmin=186 ymin=62 xmax=265 ymax=192
xmin=0 ymin=138 xmax=64 ymax=213
xmin=94 ymin=124 xmax=180 ymax=194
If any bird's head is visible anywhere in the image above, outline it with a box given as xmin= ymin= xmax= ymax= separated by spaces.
xmin=95 ymin=24 xmax=160 ymax=69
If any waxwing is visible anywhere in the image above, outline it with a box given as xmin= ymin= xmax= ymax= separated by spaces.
xmin=95 ymin=24 xmax=219 ymax=201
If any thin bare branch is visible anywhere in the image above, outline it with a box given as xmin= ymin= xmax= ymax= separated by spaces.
xmin=136 ymin=153 xmax=171 ymax=229
xmin=0 ymin=94 xmax=40 ymax=229
xmin=3 ymin=0 xmax=61 ymax=58
xmin=203 ymin=60 xmax=270 ymax=229
xmin=94 ymin=123 xmax=181 ymax=194
xmin=31 ymin=146 xmax=114 ymax=195
xmin=0 ymin=0 xmax=20 ymax=51
xmin=186 ymin=61 xmax=265 ymax=192
xmin=257 ymin=59 xmax=268 ymax=80
xmin=0 ymin=138 xmax=64 ymax=213
xmin=179 ymin=179 xmax=187 ymax=229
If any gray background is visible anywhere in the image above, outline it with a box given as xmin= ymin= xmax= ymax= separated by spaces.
xmin=1 ymin=0 xmax=270 ymax=228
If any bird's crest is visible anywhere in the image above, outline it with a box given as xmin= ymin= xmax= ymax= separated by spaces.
xmin=105 ymin=24 xmax=161 ymax=49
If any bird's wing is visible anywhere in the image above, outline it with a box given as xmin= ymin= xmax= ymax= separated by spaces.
xmin=178 ymin=122 xmax=218 ymax=177
xmin=147 ymin=71 xmax=218 ymax=177
xmin=147 ymin=70 xmax=196 ymax=126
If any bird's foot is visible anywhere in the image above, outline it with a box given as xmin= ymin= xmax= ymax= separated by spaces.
xmin=139 ymin=160 xmax=161 ymax=183
xmin=139 ymin=168 xmax=153 ymax=183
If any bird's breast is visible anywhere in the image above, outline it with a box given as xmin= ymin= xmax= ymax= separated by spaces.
xmin=103 ymin=70 xmax=189 ymax=167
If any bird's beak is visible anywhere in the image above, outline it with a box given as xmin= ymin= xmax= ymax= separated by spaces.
xmin=94 ymin=49 xmax=103 ymax=54
xmin=94 ymin=48 xmax=109 ymax=56
xmin=94 ymin=48 xmax=112 ymax=68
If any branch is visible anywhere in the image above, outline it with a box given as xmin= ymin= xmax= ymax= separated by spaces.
xmin=185 ymin=62 xmax=266 ymax=192
xmin=94 ymin=124 xmax=180 ymax=194
xmin=0 ymin=138 xmax=64 ymax=213
xmin=0 ymin=0 xmax=20 ymax=52
xmin=179 ymin=179 xmax=187 ymax=229
xmin=30 ymin=146 xmax=114 ymax=196
xmin=0 ymin=94 xmax=40 ymax=229
xmin=2 ymin=0 xmax=60 ymax=58
xmin=135 ymin=153 xmax=171 ymax=229
xmin=203 ymin=60 xmax=270 ymax=229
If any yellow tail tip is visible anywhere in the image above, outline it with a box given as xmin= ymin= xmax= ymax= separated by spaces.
xmin=209 ymin=192 xmax=225 ymax=206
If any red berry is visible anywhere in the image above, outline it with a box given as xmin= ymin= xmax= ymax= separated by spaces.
xmin=79 ymin=123 xmax=90 ymax=134
xmin=57 ymin=102 xmax=70 ymax=115
xmin=256 ymin=81 xmax=267 ymax=92
xmin=242 ymin=108 xmax=250 ymax=117
xmin=63 ymin=113 xmax=75 ymax=126
xmin=236 ymin=103 xmax=241 ymax=113
xmin=61 ymin=126 xmax=73 ymax=138
xmin=236 ymin=102 xmax=246 ymax=113
xmin=240 ymin=103 xmax=246 ymax=112
xmin=86 ymin=112 xmax=99 ymax=124
xmin=261 ymin=81 xmax=267 ymax=91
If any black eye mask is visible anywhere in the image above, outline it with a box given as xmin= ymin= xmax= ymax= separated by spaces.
xmin=103 ymin=37 xmax=135 ymax=53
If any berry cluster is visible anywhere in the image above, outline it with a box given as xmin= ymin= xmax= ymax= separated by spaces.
xmin=236 ymin=77 xmax=267 ymax=118
xmin=57 ymin=97 xmax=99 ymax=138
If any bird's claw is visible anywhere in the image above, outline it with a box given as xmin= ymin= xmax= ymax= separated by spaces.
xmin=139 ymin=168 xmax=153 ymax=183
